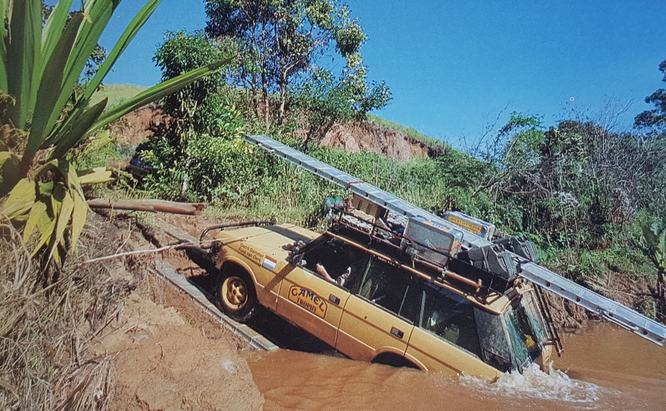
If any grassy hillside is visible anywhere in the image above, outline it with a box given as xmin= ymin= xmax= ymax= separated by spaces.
xmin=93 ymin=84 xmax=447 ymax=151
xmin=90 ymin=83 xmax=147 ymax=109
xmin=367 ymin=114 xmax=447 ymax=149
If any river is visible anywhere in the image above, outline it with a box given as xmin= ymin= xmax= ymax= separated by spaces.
xmin=244 ymin=323 xmax=665 ymax=410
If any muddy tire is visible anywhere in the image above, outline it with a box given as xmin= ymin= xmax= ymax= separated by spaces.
xmin=215 ymin=268 xmax=257 ymax=323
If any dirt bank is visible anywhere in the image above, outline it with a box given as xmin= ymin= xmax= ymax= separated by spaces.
xmin=539 ymin=271 xmax=656 ymax=331
xmin=91 ymin=213 xmax=264 ymax=410
xmin=112 ymin=107 xmax=441 ymax=162
xmin=108 ymin=105 xmax=169 ymax=148
xmin=321 ymin=121 xmax=445 ymax=161
xmin=94 ymin=289 xmax=262 ymax=410
xmin=0 ymin=210 xmax=265 ymax=410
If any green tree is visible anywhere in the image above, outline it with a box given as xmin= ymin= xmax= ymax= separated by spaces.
xmin=153 ymin=31 xmax=228 ymax=133
xmin=204 ymin=0 xmax=377 ymax=125
xmin=294 ymin=67 xmax=390 ymax=147
xmin=635 ymin=60 xmax=666 ymax=130
xmin=478 ymin=111 xmax=666 ymax=253
xmin=139 ymin=30 xmax=244 ymax=199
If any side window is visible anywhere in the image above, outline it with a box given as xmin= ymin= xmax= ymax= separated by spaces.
xmin=422 ymin=286 xmax=481 ymax=356
xmin=301 ymin=236 xmax=369 ymax=290
xmin=358 ymin=257 xmax=412 ymax=318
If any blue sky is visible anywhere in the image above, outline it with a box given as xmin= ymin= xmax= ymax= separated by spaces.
xmin=100 ymin=0 xmax=666 ymax=146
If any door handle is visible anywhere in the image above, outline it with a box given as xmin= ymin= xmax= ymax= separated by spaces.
xmin=329 ymin=294 xmax=340 ymax=305
xmin=390 ymin=326 xmax=404 ymax=339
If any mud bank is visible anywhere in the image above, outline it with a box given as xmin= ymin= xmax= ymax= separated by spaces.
xmin=321 ymin=120 xmax=444 ymax=161
xmin=111 ymin=107 xmax=441 ymax=162
xmin=88 ymin=212 xmax=264 ymax=409
xmin=94 ymin=290 xmax=263 ymax=410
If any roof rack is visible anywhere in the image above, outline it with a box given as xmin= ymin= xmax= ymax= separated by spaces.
xmin=329 ymin=209 xmax=510 ymax=296
xmin=245 ymin=134 xmax=666 ymax=346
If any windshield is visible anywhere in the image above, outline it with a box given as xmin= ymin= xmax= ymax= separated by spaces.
xmin=474 ymin=309 xmax=513 ymax=372
xmin=519 ymin=290 xmax=549 ymax=345
xmin=474 ymin=291 xmax=548 ymax=372
xmin=505 ymin=304 xmax=542 ymax=370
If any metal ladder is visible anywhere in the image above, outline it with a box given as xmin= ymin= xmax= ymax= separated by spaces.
xmin=245 ymin=134 xmax=666 ymax=346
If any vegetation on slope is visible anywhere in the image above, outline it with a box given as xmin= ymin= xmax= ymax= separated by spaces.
xmin=90 ymin=83 xmax=148 ymax=108
xmin=0 ymin=217 xmax=141 ymax=410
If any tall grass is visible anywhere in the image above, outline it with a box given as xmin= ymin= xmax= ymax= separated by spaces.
xmin=191 ymin=143 xmax=497 ymax=229
xmin=0 ymin=216 xmax=139 ymax=410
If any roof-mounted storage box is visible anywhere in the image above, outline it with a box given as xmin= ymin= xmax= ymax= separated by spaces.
xmin=351 ymin=195 xmax=387 ymax=219
xmin=401 ymin=217 xmax=463 ymax=267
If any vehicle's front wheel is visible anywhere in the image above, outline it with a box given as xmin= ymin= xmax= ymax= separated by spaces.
xmin=215 ymin=268 xmax=257 ymax=322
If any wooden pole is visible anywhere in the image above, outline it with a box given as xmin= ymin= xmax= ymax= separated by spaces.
xmin=87 ymin=198 xmax=205 ymax=215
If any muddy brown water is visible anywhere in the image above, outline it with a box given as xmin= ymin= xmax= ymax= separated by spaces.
xmin=244 ymin=323 xmax=665 ymax=410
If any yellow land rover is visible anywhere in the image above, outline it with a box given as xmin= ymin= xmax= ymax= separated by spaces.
xmin=201 ymin=204 xmax=557 ymax=379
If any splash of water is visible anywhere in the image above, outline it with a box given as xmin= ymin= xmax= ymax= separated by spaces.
xmin=459 ymin=363 xmax=603 ymax=406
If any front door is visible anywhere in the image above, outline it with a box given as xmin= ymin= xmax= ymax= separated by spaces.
xmin=336 ymin=256 xmax=420 ymax=361
xmin=405 ymin=284 xmax=497 ymax=377
xmin=276 ymin=235 xmax=369 ymax=347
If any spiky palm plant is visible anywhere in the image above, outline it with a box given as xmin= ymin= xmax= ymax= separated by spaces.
xmin=0 ymin=0 xmax=224 ymax=267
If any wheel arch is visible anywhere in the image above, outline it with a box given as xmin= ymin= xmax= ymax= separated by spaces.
xmin=219 ymin=257 xmax=258 ymax=286
xmin=371 ymin=351 xmax=424 ymax=370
